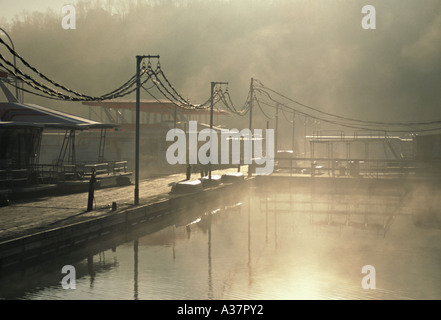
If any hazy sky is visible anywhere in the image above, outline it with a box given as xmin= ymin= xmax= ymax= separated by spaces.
xmin=0 ymin=0 xmax=79 ymax=21
xmin=1 ymin=0 xmax=441 ymax=134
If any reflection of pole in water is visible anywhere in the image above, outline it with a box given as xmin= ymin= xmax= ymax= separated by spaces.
xmin=172 ymin=226 xmax=176 ymax=260
xmin=247 ymin=191 xmax=253 ymax=287
xmin=134 ymin=239 xmax=139 ymax=300
xmin=248 ymin=194 xmax=251 ymax=285
xmin=87 ymin=255 xmax=95 ymax=288
xmin=274 ymin=193 xmax=278 ymax=249
xmin=290 ymin=182 xmax=295 ymax=231
xmin=310 ymin=181 xmax=315 ymax=224
xmin=328 ymin=192 xmax=332 ymax=225
xmin=186 ymin=224 xmax=191 ymax=239
xmin=207 ymin=217 xmax=213 ymax=299
xmin=265 ymin=195 xmax=268 ymax=244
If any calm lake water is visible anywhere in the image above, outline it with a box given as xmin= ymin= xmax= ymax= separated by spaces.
xmin=1 ymin=180 xmax=441 ymax=300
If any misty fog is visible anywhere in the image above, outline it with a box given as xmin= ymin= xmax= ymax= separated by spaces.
xmin=1 ymin=0 xmax=440 ymax=136
xmin=2 ymin=1 xmax=441 ymax=301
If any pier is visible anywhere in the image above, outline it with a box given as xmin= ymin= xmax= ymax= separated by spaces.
xmin=1 ymin=160 xmax=441 ymax=300
xmin=0 ymin=167 xmax=249 ymax=271
xmin=2 ymin=160 xmax=441 ymax=271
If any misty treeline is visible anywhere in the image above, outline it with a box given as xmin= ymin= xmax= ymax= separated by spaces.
xmin=2 ymin=0 xmax=305 ymax=127
xmin=2 ymin=0 xmax=295 ymax=96
xmin=3 ymin=0 xmax=321 ymax=131
xmin=1 ymin=0 xmax=441 ymax=136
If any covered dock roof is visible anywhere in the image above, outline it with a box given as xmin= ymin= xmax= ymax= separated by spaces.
xmin=0 ymin=80 xmax=118 ymax=130
xmin=0 ymin=102 xmax=118 ymax=130
xmin=0 ymin=121 xmax=44 ymax=128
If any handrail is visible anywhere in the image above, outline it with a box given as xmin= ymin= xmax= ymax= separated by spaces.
xmin=272 ymin=156 xmax=438 ymax=178
xmin=0 ymin=160 xmax=131 ymax=187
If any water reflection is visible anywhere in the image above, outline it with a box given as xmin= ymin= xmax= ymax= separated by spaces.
xmin=134 ymin=240 xmax=138 ymax=300
xmin=207 ymin=215 xmax=213 ymax=300
xmin=2 ymin=179 xmax=441 ymax=300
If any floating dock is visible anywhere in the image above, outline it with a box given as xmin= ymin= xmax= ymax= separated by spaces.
xmin=0 ymin=168 xmax=249 ymax=271
xmin=1 ymin=165 xmax=441 ymax=272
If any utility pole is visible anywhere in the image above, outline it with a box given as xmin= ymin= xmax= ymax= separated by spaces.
xmin=248 ymin=78 xmax=254 ymax=177
xmin=134 ymin=55 xmax=159 ymax=205
xmin=249 ymin=78 xmax=254 ymax=131
xmin=304 ymin=115 xmax=307 ymax=157
xmin=209 ymin=81 xmax=228 ymax=180
xmin=291 ymin=111 xmax=295 ymax=155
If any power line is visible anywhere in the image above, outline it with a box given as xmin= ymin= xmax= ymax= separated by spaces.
xmin=254 ymin=80 xmax=441 ymax=128
xmin=0 ymin=37 xmax=94 ymax=100
xmin=3 ymin=36 xmax=440 ymax=132
xmin=252 ymin=82 xmax=441 ymax=133
xmin=0 ymin=38 xmax=214 ymax=106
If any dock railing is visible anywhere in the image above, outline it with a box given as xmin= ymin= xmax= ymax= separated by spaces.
xmin=272 ymin=156 xmax=436 ymax=178
xmin=59 ymin=161 xmax=129 ymax=179
xmin=0 ymin=168 xmax=30 ymax=189
xmin=2 ymin=161 xmax=131 ymax=186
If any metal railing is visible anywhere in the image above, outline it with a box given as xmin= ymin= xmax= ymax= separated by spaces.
xmin=0 ymin=168 xmax=30 ymax=189
xmin=56 ymin=161 xmax=129 ymax=179
xmin=0 ymin=161 xmax=130 ymax=188
xmin=272 ymin=156 xmax=437 ymax=178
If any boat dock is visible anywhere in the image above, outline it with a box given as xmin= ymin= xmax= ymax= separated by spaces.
xmin=0 ymin=167 xmax=249 ymax=271
xmin=2 ymin=161 xmax=441 ymax=272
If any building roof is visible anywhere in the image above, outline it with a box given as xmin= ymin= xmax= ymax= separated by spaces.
xmin=0 ymin=121 xmax=44 ymax=128
xmin=0 ymin=80 xmax=117 ymax=130
xmin=0 ymin=102 xmax=118 ymax=130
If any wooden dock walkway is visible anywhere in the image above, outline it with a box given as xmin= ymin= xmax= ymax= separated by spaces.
xmin=0 ymin=168 xmax=241 ymax=243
